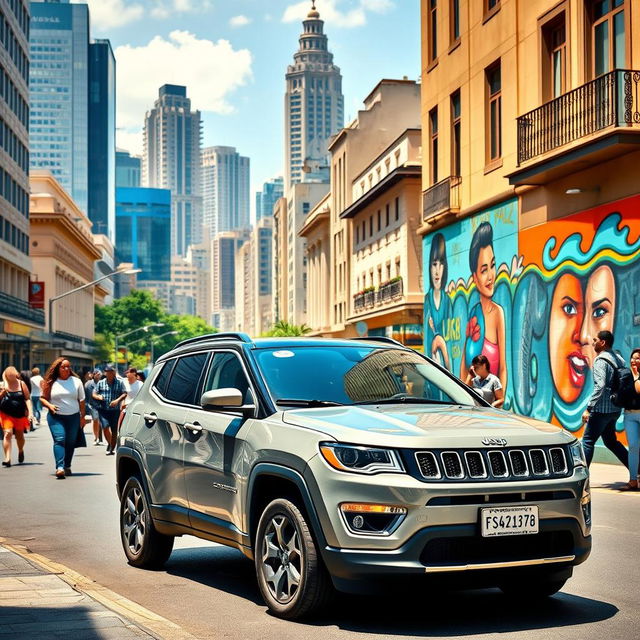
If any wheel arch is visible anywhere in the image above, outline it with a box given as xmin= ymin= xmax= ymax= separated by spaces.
xmin=116 ymin=447 xmax=152 ymax=502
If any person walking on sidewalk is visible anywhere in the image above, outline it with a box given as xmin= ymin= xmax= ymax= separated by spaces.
xmin=0 ymin=366 xmax=31 ymax=467
xmin=581 ymin=330 xmax=629 ymax=469
xmin=40 ymin=358 xmax=85 ymax=479
xmin=620 ymin=348 xmax=640 ymax=491
xmin=93 ymin=364 xmax=124 ymax=456
xmin=84 ymin=370 xmax=103 ymax=446
xmin=29 ymin=367 xmax=43 ymax=427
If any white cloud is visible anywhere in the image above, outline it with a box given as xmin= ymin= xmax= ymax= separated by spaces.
xmin=282 ymin=0 xmax=394 ymax=28
xmin=115 ymin=30 xmax=252 ymax=138
xmin=83 ymin=0 xmax=144 ymax=30
xmin=230 ymin=15 xmax=251 ymax=27
xmin=116 ymin=130 xmax=144 ymax=158
xmin=151 ymin=0 xmax=212 ymax=19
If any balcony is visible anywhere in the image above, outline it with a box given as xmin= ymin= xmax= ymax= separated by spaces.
xmin=509 ymin=69 xmax=640 ymax=186
xmin=353 ymin=279 xmax=404 ymax=313
xmin=0 ymin=292 xmax=45 ymax=326
xmin=422 ymin=176 xmax=461 ymax=223
xmin=378 ymin=278 xmax=403 ymax=302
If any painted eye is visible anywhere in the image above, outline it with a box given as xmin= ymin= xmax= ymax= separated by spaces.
xmin=592 ymin=306 xmax=608 ymax=319
xmin=562 ymin=303 xmax=577 ymax=316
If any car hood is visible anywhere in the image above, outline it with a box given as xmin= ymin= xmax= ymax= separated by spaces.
xmin=281 ymin=404 xmax=574 ymax=449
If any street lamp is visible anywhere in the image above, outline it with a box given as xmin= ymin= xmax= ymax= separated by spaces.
xmin=150 ymin=330 xmax=178 ymax=366
xmin=48 ymin=267 xmax=141 ymax=337
xmin=114 ymin=322 xmax=164 ymax=371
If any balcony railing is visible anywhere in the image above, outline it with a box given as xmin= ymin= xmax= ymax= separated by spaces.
xmin=378 ymin=279 xmax=403 ymax=302
xmin=422 ymin=175 xmax=461 ymax=222
xmin=353 ymin=279 xmax=404 ymax=313
xmin=517 ymin=69 xmax=640 ymax=165
xmin=0 ymin=292 xmax=45 ymax=326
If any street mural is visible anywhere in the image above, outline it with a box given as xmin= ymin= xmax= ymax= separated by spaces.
xmin=423 ymin=195 xmax=640 ymax=438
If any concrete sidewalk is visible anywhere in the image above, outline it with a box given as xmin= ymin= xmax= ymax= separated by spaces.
xmin=0 ymin=543 xmax=196 ymax=640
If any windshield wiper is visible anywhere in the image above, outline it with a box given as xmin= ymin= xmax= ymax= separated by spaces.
xmin=276 ymin=399 xmax=345 ymax=408
xmin=355 ymin=396 xmax=454 ymax=406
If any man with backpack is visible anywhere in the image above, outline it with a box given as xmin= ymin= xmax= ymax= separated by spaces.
xmin=581 ymin=330 xmax=629 ymax=469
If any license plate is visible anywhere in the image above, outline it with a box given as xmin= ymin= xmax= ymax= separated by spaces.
xmin=480 ymin=505 xmax=539 ymax=537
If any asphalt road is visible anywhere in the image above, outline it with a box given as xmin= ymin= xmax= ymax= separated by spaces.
xmin=1 ymin=424 xmax=639 ymax=640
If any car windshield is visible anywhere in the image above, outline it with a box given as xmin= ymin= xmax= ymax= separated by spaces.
xmin=253 ymin=346 xmax=479 ymax=407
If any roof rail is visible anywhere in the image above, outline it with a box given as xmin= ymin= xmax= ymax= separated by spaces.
xmin=351 ymin=336 xmax=407 ymax=348
xmin=175 ymin=332 xmax=253 ymax=349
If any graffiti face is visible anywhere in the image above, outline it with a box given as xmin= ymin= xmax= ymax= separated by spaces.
xmin=431 ymin=259 xmax=444 ymax=292
xmin=581 ymin=265 xmax=616 ymax=365
xmin=472 ymin=246 xmax=496 ymax=298
xmin=549 ymin=273 xmax=587 ymax=403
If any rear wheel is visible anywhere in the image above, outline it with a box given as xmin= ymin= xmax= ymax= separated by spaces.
xmin=120 ymin=475 xmax=174 ymax=569
xmin=255 ymin=498 xmax=332 ymax=619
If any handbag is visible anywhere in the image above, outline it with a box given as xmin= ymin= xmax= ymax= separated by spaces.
xmin=74 ymin=424 xmax=87 ymax=448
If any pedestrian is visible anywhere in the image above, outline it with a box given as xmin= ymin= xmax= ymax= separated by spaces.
xmin=92 ymin=364 xmax=124 ymax=456
xmin=30 ymin=367 xmax=44 ymax=427
xmin=465 ymin=354 xmax=504 ymax=408
xmin=620 ymin=348 xmax=640 ymax=491
xmin=136 ymin=371 xmax=146 ymax=383
xmin=112 ymin=368 xmax=142 ymax=450
xmin=581 ymin=330 xmax=629 ymax=468
xmin=40 ymin=357 xmax=85 ymax=479
xmin=19 ymin=370 xmax=35 ymax=431
xmin=84 ymin=369 xmax=103 ymax=446
xmin=0 ymin=366 xmax=31 ymax=467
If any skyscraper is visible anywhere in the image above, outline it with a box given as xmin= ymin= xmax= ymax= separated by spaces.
xmin=284 ymin=1 xmax=343 ymax=191
xmin=88 ymin=39 xmax=116 ymax=241
xmin=255 ymin=176 xmax=283 ymax=221
xmin=29 ymin=0 xmax=89 ymax=214
xmin=201 ymin=145 xmax=250 ymax=238
xmin=143 ymin=84 xmax=202 ymax=257
xmin=116 ymin=149 xmax=141 ymax=188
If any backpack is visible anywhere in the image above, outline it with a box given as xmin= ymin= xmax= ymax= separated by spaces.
xmin=600 ymin=352 xmax=639 ymax=410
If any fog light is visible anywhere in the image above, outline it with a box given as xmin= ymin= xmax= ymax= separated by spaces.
xmin=581 ymin=478 xmax=591 ymax=532
xmin=339 ymin=503 xmax=407 ymax=535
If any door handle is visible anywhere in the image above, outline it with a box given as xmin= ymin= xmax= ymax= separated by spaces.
xmin=143 ymin=412 xmax=157 ymax=425
xmin=184 ymin=422 xmax=203 ymax=434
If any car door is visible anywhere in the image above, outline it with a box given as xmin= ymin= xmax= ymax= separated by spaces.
xmin=139 ymin=352 xmax=208 ymax=521
xmin=184 ymin=350 xmax=255 ymax=540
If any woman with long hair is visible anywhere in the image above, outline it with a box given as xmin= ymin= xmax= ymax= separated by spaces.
xmin=40 ymin=357 xmax=85 ymax=479
xmin=0 ymin=366 xmax=31 ymax=467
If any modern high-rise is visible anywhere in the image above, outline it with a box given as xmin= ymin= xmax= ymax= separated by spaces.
xmin=143 ymin=84 xmax=202 ymax=257
xmin=201 ymin=145 xmax=250 ymax=238
xmin=88 ymin=39 xmax=116 ymax=241
xmin=284 ymin=1 xmax=343 ymax=191
xmin=0 ymin=0 xmax=41 ymax=370
xmin=29 ymin=0 xmax=89 ymax=214
xmin=116 ymin=149 xmax=141 ymax=188
xmin=255 ymin=176 xmax=283 ymax=220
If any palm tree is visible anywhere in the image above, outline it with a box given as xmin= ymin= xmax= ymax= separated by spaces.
xmin=264 ymin=320 xmax=312 ymax=337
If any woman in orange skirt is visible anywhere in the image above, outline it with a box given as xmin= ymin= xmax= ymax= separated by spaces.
xmin=0 ymin=366 xmax=31 ymax=467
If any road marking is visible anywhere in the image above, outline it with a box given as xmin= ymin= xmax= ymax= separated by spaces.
xmin=1 ymin=541 xmax=199 ymax=640
xmin=592 ymin=487 xmax=640 ymax=496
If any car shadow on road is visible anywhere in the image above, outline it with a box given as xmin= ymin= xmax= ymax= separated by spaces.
xmin=165 ymin=546 xmax=263 ymax=605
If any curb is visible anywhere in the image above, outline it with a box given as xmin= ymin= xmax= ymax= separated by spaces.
xmin=1 ymin=540 xmax=199 ymax=640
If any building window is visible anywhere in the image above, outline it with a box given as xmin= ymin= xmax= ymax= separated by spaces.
xmin=485 ymin=62 xmax=502 ymax=163
xmin=590 ymin=0 xmax=626 ymax=78
xmin=451 ymin=90 xmax=461 ymax=176
xmin=450 ymin=0 xmax=460 ymax=44
xmin=541 ymin=12 xmax=567 ymax=99
xmin=385 ymin=203 xmax=390 ymax=227
xmin=428 ymin=0 xmax=438 ymax=65
xmin=377 ymin=210 xmax=381 ymax=232
xmin=484 ymin=0 xmax=500 ymax=21
xmin=429 ymin=107 xmax=438 ymax=184
xmin=395 ymin=197 xmax=400 ymax=221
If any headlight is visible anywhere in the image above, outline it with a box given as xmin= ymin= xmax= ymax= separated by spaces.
xmin=319 ymin=443 xmax=404 ymax=474
xmin=570 ymin=440 xmax=587 ymax=467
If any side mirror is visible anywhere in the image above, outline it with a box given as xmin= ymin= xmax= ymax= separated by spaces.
xmin=200 ymin=388 xmax=256 ymax=418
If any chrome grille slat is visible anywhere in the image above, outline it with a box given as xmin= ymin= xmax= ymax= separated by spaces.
xmin=549 ymin=448 xmax=568 ymax=474
xmin=529 ymin=449 xmax=549 ymax=475
xmin=488 ymin=451 xmax=508 ymax=477
xmin=464 ymin=451 xmax=487 ymax=478
xmin=508 ymin=450 xmax=529 ymax=477
xmin=441 ymin=451 xmax=464 ymax=479
xmin=415 ymin=451 xmax=441 ymax=479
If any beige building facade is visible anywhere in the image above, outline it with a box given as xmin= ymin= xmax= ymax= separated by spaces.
xmin=29 ymin=171 xmax=102 ymax=369
xmin=419 ymin=0 xmax=640 ymax=443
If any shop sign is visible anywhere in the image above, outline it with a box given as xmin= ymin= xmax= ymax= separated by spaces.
xmin=3 ymin=320 xmax=32 ymax=337
xmin=29 ymin=281 xmax=45 ymax=309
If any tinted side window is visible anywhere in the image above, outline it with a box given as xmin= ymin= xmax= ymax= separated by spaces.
xmin=153 ymin=360 xmax=175 ymax=397
xmin=165 ymin=353 xmax=209 ymax=405
xmin=203 ymin=352 xmax=250 ymax=402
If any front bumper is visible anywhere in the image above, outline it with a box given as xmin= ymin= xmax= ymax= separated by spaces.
xmin=322 ymin=517 xmax=591 ymax=594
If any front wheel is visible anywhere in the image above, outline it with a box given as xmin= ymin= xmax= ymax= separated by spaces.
xmin=120 ymin=475 xmax=174 ymax=569
xmin=255 ymin=498 xmax=332 ymax=619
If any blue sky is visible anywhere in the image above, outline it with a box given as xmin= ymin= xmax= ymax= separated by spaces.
xmin=83 ymin=0 xmax=420 ymax=214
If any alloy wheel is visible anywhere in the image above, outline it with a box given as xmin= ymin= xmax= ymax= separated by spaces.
xmin=122 ymin=486 xmax=146 ymax=555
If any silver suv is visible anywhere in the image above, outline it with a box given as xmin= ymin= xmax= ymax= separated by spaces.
xmin=116 ymin=333 xmax=591 ymax=619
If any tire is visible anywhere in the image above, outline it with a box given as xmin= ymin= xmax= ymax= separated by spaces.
xmin=120 ymin=475 xmax=174 ymax=569
xmin=255 ymin=498 xmax=333 ymax=619
xmin=500 ymin=576 xmax=567 ymax=599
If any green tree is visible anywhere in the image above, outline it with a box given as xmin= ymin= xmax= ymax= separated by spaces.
xmin=95 ymin=289 xmax=164 ymax=337
xmin=264 ymin=320 xmax=312 ymax=337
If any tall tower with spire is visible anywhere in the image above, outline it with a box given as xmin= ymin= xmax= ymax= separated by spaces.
xmin=284 ymin=1 xmax=344 ymax=192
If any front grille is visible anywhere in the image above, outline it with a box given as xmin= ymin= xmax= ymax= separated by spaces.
xmin=414 ymin=445 xmax=572 ymax=483
xmin=420 ymin=531 xmax=574 ymax=567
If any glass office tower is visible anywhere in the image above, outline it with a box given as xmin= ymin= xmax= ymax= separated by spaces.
xmin=29 ymin=0 xmax=89 ymax=214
